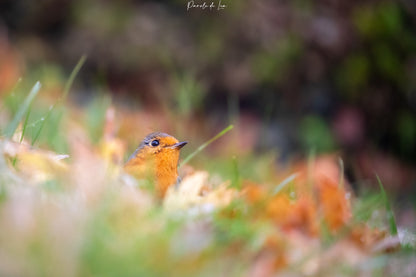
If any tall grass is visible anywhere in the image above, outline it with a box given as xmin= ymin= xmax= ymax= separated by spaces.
xmin=4 ymin=81 xmax=41 ymax=138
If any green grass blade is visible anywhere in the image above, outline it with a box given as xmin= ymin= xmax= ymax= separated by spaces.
xmin=307 ymin=148 xmax=316 ymax=193
xmin=376 ymin=175 xmax=398 ymax=235
xmin=338 ymin=157 xmax=344 ymax=189
xmin=4 ymin=81 xmax=41 ymax=139
xmin=272 ymin=173 xmax=298 ymax=196
xmin=179 ymin=124 xmax=234 ymax=168
xmin=20 ymin=106 xmax=32 ymax=143
xmin=63 ymin=55 xmax=86 ymax=99
xmin=230 ymin=156 xmax=241 ymax=189
xmin=31 ymin=55 xmax=86 ymax=146
xmin=31 ymin=104 xmax=54 ymax=146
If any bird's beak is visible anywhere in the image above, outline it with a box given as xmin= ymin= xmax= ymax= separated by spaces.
xmin=171 ymin=141 xmax=188 ymax=149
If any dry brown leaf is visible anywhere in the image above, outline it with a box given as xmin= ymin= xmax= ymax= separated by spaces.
xmin=164 ymin=171 xmax=237 ymax=212
xmin=3 ymin=139 xmax=68 ymax=184
xmin=201 ymin=181 xmax=236 ymax=207
xmin=350 ymin=225 xmax=388 ymax=250
xmin=15 ymin=151 xmax=68 ymax=183
xmin=99 ymin=106 xmax=126 ymax=165
xmin=291 ymin=155 xmax=352 ymax=233
xmin=266 ymin=194 xmax=319 ymax=236
xmin=241 ymin=181 xmax=266 ymax=204
xmin=164 ymin=171 xmax=209 ymax=210
xmin=317 ymin=177 xmax=351 ymax=231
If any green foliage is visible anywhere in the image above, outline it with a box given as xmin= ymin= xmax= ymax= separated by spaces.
xmin=377 ymin=176 xmax=398 ymax=235
xmin=353 ymin=184 xmax=398 ymax=234
xmin=173 ymin=73 xmax=206 ymax=116
xmin=252 ymin=36 xmax=303 ymax=85
xmin=336 ymin=54 xmax=370 ymax=96
xmin=272 ymin=173 xmax=298 ymax=196
xmin=3 ymin=82 xmax=41 ymax=139
xmin=230 ymin=156 xmax=241 ymax=190
xmin=85 ymin=95 xmax=111 ymax=144
xmin=353 ymin=2 xmax=404 ymax=39
xmin=353 ymin=192 xmax=384 ymax=224
xmin=180 ymin=124 xmax=234 ymax=168
xmin=373 ymin=43 xmax=403 ymax=85
xmin=214 ymin=200 xmax=256 ymax=244
xmin=201 ymin=152 xmax=277 ymax=186
xmin=299 ymin=115 xmax=335 ymax=153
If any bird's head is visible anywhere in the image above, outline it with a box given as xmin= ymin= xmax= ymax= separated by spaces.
xmin=131 ymin=132 xmax=187 ymax=158
xmin=124 ymin=132 xmax=187 ymax=197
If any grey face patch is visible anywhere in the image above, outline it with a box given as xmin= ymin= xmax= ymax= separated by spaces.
xmin=142 ymin=132 xmax=170 ymax=146
xmin=126 ymin=132 xmax=171 ymax=163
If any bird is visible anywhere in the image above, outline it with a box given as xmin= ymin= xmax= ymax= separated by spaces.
xmin=124 ymin=132 xmax=187 ymax=198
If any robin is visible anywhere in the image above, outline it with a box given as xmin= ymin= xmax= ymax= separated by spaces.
xmin=124 ymin=132 xmax=187 ymax=198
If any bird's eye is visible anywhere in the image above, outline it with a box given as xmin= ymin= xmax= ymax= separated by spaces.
xmin=151 ymin=140 xmax=160 ymax=147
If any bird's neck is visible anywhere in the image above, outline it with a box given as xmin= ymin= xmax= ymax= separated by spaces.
xmin=155 ymin=152 xmax=179 ymax=197
xmin=124 ymin=150 xmax=180 ymax=198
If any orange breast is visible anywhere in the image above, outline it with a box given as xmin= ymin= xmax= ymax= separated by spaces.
xmin=154 ymin=149 xmax=180 ymax=197
xmin=124 ymin=148 xmax=180 ymax=198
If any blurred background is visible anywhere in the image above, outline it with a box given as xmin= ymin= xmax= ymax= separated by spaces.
xmin=0 ymin=0 xmax=415 ymax=199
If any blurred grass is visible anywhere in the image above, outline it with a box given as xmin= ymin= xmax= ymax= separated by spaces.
xmin=377 ymin=175 xmax=398 ymax=235
xmin=300 ymin=115 xmax=335 ymax=153
xmin=4 ymin=81 xmax=41 ymax=138
xmin=85 ymin=95 xmax=111 ymax=144
xmin=179 ymin=124 xmax=234 ymax=168
xmin=0 ymin=68 xmax=414 ymax=277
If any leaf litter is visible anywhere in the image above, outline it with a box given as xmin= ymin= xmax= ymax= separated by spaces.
xmin=0 ymin=107 xmax=412 ymax=277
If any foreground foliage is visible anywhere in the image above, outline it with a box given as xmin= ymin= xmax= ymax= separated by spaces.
xmin=0 ymin=124 xmax=408 ymax=277
xmin=0 ymin=80 xmax=413 ymax=276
